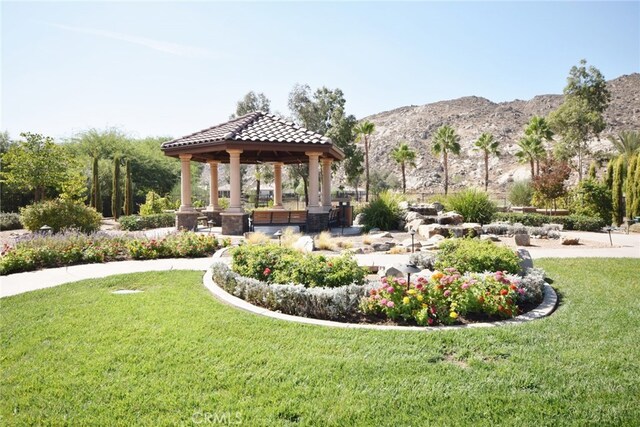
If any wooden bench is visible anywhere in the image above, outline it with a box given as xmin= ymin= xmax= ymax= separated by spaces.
xmin=327 ymin=208 xmax=341 ymax=228
xmin=250 ymin=210 xmax=308 ymax=232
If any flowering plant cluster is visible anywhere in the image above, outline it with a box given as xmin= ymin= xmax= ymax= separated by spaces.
xmin=1 ymin=231 xmax=229 ymax=275
xmin=361 ymin=268 xmax=527 ymax=326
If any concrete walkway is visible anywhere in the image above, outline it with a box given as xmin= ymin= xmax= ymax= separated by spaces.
xmin=1 ymin=231 xmax=638 ymax=298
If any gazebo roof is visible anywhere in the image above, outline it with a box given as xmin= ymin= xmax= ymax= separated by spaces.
xmin=161 ymin=111 xmax=345 ymax=164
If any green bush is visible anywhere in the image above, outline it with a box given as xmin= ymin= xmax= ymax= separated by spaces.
xmin=361 ymin=191 xmax=404 ymax=231
xmin=434 ymin=238 xmax=520 ymax=274
xmin=508 ymin=180 xmax=534 ymax=206
xmin=139 ymin=191 xmax=175 ymax=216
xmin=119 ymin=213 xmax=176 ymax=231
xmin=20 ymin=199 xmax=102 ymax=233
xmin=0 ymin=212 xmax=22 ymax=231
xmin=231 ymin=243 xmax=366 ymax=288
xmin=493 ymin=212 xmax=606 ymax=231
xmin=443 ymin=188 xmax=496 ymax=224
xmin=569 ymin=178 xmax=612 ymax=224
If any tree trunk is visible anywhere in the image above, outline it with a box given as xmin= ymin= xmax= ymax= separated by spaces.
xmin=443 ymin=151 xmax=449 ymax=195
xmin=530 ymin=158 xmax=535 ymax=179
xmin=124 ymin=159 xmax=133 ymax=216
xmin=302 ymin=176 xmax=309 ymax=206
xmin=484 ymin=151 xmax=489 ymax=192
xmin=364 ymin=137 xmax=370 ymax=202
xmin=536 ymin=159 xmax=540 ymax=176
xmin=255 ymin=179 xmax=261 ymax=208
xmin=577 ymin=146 xmax=583 ymax=182
xmin=401 ymin=162 xmax=406 ymax=193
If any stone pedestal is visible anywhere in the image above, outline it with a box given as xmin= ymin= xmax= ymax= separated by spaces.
xmin=307 ymin=212 xmax=329 ymax=233
xmin=176 ymin=211 xmax=199 ymax=231
xmin=202 ymin=210 xmax=222 ymax=227
xmin=221 ymin=213 xmax=249 ymax=236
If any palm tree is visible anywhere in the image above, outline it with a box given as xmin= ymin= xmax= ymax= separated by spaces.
xmin=473 ymin=133 xmax=500 ymax=191
xmin=432 ymin=125 xmax=461 ymax=195
xmin=524 ymin=116 xmax=554 ymax=175
xmin=391 ymin=142 xmax=417 ymax=193
xmin=608 ymin=130 xmax=640 ymax=160
xmin=354 ymin=120 xmax=375 ymax=202
xmin=515 ymin=135 xmax=544 ymax=179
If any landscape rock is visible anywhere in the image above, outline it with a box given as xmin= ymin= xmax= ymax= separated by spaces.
xmin=378 ymin=266 xmax=404 ymax=278
xmin=368 ymin=228 xmax=381 ymax=234
xmin=353 ymin=213 xmax=365 ymax=226
xmin=431 ymin=202 xmax=445 ymax=212
xmin=562 ymin=237 xmax=580 ymax=245
xmin=480 ymin=234 xmax=501 ymax=242
xmin=514 ymin=233 xmax=531 ymax=246
xmin=398 ymin=201 xmax=410 ymax=210
xmin=401 ymin=238 xmax=422 ymax=248
xmin=405 ymin=218 xmax=425 ymax=232
xmin=372 ymin=242 xmax=394 ymax=251
xmin=405 ymin=211 xmax=424 ymax=222
xmin=293 ymin=236 xmax=315 ymax=253
xmin=437 ymin=211 xmax=464 ymax=225
xmin=516 ymin=249 xmax=534 ymax=273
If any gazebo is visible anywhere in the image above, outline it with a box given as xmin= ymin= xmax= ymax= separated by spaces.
xmin=161 ymin=111 xmax=345 ymax=235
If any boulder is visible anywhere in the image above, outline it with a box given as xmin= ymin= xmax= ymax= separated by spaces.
xmin=517 ymin=248 xmax=534 ymax=273
xmin=431 ymin=202 xmax=445 ymax=212
xmin=405 ymin=211 xmax=425 ymax=222
xmin=405 ymin=218 xmax=425 ymax=232
xmin=372 ymin=242 xmax=394 ymax=252
xmin=353 ymin=213 xmax=365 ymax=226
xmin=418 ymin=223 xmax=448 ymax=238
xmin=378 ymin=266 xmax=405 ymax=278
xmin=399 ymin=201 xmax=410 ymax=210
xmin=401 ymin=238 xmax=422 ymax=249
xmin=368 ymin=228 xmax=381 ymax=234
xmin=293 ymin=236 xmax=315 ymax=253
xmin=480 ymin=234 xmax=500 ymax=242
xmin=562 ymin=237 xmax=580 ymax=245
xmin=514 ymin=233 xmax=531 ymax=246
xmin=371 ymin=231 xmax=393 ymax=239
xmin=437 ymin=211 xmax=464 ymax=225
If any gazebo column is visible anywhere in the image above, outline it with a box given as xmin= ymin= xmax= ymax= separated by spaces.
xmin=203 ymin=160 xmax=222 ymax=227
xmin=321 ymin=158 xmax=333 ymax=211
xmin=306 ymin=152 xmax=329 ymax=232
xmin=176 ymin=153 xmax=199 ymax=230
xmin=273 ymin=162 xmax=284 ymax=209
xmin=221 ymin=149 xmax=249 ymax=235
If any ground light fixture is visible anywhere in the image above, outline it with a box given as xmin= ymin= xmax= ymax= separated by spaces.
xmin=207 ymin=220 xmax=214 ymax=234
xmin=40 ymin=225 xmax=52 ymax=234
xmin=274 ymin=229 xmax=283 ymax=246
xmin=409 ymin=229 xmax=416 ymax=253
xmin=603 ymin=226 xmax=613 ymax=246
xmin=394 ymin=263 xmax=421 ymax=289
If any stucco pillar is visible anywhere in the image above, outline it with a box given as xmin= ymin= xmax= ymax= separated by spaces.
xmin=207 ymin=160 xmax=220 ymax=211
xmin=321 ymin=158 xmax=333 ymax=211
xmin=273 ymin=162 xmax=284 ymax=209
xmin=306 ymin=152 xmax=322 ymax=213
xmin=227 ymin=149 xmax=243 ymax=213
xmin=179 ymin=154 xmax=193 ymax=212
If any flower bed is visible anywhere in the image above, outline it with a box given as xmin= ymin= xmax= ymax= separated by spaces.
xmin=0 ymin=231 xmax=230 ymax=275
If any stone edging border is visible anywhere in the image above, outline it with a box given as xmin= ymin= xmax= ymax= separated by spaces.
xmin=202 ymin=266 xmax=559 ymax=331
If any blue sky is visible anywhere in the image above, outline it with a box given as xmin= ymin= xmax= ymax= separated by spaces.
xmin=2 ymin=1 xmax=638 ymax=140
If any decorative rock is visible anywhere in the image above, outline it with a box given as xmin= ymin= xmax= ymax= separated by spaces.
xmin=429 ymin=234 xmax=445 ymax=242
xmin=517 ymin=248 xmax=534 ymax=273
xmin=405 ymin=218 xmax=425 ymax=232
xmin=370 ymin=231 xmax=393 ymax=239
xmin=514 ymin=233 xmax=531 ymax=246
xmin=293 ymin=236 xmax=315 ymax=253
xmin=353 ymin=213 xmax=365 ymax=226
xmin=418 ymin=223 xmax=446 ymax=238
xmin=368 ymin=228 xmax=381 ymax=234
xmin=372 ymin=242 xmax=393 ymax=252
xmin=401 ymin=238 xmax=422 ymax=248
xmin=399 ymin=201 xmax=410 ymax=210
xmin=378 ymin=266 xmax=404 ymax=278
xmin=405 ymin=211 xmax=425 ymax=222
xmin=437 ymin=211 xmax=464 ymax=225
xmin=480 ymin=234 xmax=500 ymax=242
xmin=431 ymin=202 xmax=445 ymax=212
xmin=562 ymin=237 xmax=580 ymax=245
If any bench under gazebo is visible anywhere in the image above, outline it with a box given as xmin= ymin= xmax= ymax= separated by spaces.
xmin=161 ymin=111 xmax=345 ymax=235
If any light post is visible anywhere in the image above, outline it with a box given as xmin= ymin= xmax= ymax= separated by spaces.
xmin=274 ymin=229 xmax=283 ymax=246
xmin=409 ymin=229 xmax=416 ymax=253
xmin=40 ymin=225 xmax=52 ymax=235
xmin=207 ymin=220 xmax=214 ymax=234
xmin=395 ymin=263 xmax=421 ymax=289
xmin=603 ymin=226 xmax=613 ymax=246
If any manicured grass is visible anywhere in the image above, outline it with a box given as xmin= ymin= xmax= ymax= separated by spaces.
xmin=1 ymin=259 xmax=639 ymax=425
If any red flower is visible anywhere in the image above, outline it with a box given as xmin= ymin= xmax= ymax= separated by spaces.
xmin=500 ymin=289 xmax=509 ymax=296
xmin=263 ymin=267 xmax=271 ymax=276
xmin=509 ymin=284 xmax=517 ymax=291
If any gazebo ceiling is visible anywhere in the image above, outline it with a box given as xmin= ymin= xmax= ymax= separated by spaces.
xmin=161 ymin=111 xmax=345 ymax=164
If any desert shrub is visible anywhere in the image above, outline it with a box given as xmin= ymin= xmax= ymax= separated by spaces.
xmin=118 ymin=213 xmax=175 ymax=231
xmin=435 ymin=238 xmax=520 ymax=274
xmin=315 ymin=231 xmax=335 ymax=250
xmin=0 ymin=212 xmax=22 ymax=231
xmin=20 ymin=199 xmax=102 ymax=233
xmin=482 ymin=223 xmax=510 ymax=235
xmin=231 ymin=243 xmax=366 ymax=288
xmin=361 ymin=191 xmax=404 ymax=232
xmin=517 ymin=268 xmax=546 ymax=304
xmin=443 ymin=188 xmax=497 ymax=224
xmin=244 ymin=231 xmax=271 ymax=245
xmin=211 ymin=263 xmax=371 ymax=321
xmin=361 ymin=269 xmax=538 ymax=326
xmin=493 ymin=212 xmax=549 ymax=227
xmin=508 ymin=180 xmax=534 ymax=206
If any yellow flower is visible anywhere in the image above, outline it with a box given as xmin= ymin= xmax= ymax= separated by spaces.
xmin=432 ymin=272 xmax=444 ymax=280
xmin=403 ymin=296 xmax=411 ymax=305
xmin=417 ymin=295 xmax=424 ymax=302
xmin=449 ymin=311 xmax=459 ymax=319
xmin=451 ymin=302 xmax=458 ymax=309
xmin=408 ymin=289 xmax=417 ymax=295
xmin=421 ymin=303 xmax=427 ymax=308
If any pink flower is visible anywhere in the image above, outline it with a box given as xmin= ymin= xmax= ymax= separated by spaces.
xmin=427 ymin=318 xmax=434 ymax=325
xmin=518 ymin=288 xmax=526 ymax=295
xmin=381 ymin=277 xmax=388 ymax=284
xmin=380 ymin=298 xmax=388 ymax=305
xmin=461 ymin=283 xmax=469 ymax=290
xmin=387 ymin=301 xmax=395 ymax=308
xmin=416 ymin=284 xmax=423 ymax=290
xmin=370 ymin=289 xmax=377 ymax=296
xmin=397 ymin=278 xmax=407 ymax=285
xmin=387 ymin=286 xmax=395 ymax=293
xmin=444 ymin=290 xmax=451 ymax=297
xmin=263 ymin=267 xmax=271 ymax=276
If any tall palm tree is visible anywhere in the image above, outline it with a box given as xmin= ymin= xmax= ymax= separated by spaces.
xmin=391 ymin=142 xmax=417 ymax=193
xmin=515 ymin=135 xmax=544 ymax=179
xmin=473 ymin=133 xmax=500 ymax=191
xmin=432 ymin=125 xmax=461 ymax=195
xmin=608 ymin=130 xmax=640 ymax=160
xmin=524 ymin=116 xmax=554 ymax=175
xmin=354 ymin=120 xmax=375 ymax=202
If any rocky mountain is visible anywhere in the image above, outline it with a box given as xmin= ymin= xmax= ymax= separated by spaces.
xmin=358 ymin=73 xmax=640 ymax=197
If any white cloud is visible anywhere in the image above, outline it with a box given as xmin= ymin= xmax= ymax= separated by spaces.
xmin=52 ymin=23 xmax=214 ymax=59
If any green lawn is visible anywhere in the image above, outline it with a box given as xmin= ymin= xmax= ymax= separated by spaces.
xmin=1 ymin=259 xmax=639 ymax=426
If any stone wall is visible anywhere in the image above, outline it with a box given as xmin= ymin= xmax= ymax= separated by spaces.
xmin=202 ymin=210 xmax=222 ymax=226
xmin=176 ymin=212 xmax=199 ymax=231
xmin=221 ymin=213 xmax=249 ymax=236
xmin=307 ymin=212 xmax=329 ymax=233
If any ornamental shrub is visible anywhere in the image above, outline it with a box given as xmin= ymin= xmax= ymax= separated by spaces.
xmin=118 ymin=213 xmax=176 ymax=231
xmin=20 ymin=199 xmax=102 ymax=233
xmin=0 ymin=212 xmax=22 ymax=231
xmin=443 ymin=188 xmax=497 ymax=224
xmin=361 ymin=269 xmax=537 ymax=326
xmin=231 ymin=243 xmax=366 ymax=288
xmin=435 ymin=238 xmax=520 ymax=274
xmin=508 ymin=180 xmax=534 ymax=206
xmin=569 ymin=178 xmax=612 ymax=224
xmin=360 ymin=191 xmax=404 ymax=231
xmin=492 ymin=212 xmax=605 ymax=231
xmin=139 ymin=191 xmax=174 ymax=216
